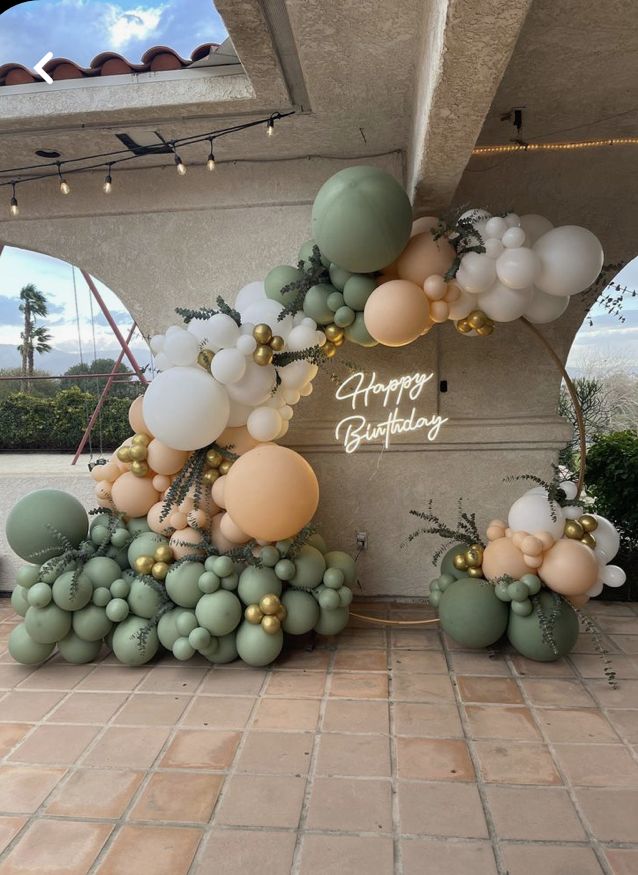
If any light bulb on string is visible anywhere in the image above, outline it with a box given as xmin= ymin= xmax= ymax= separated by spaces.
xmin=103 ymin=165 xmax=113 ymax=194
xmin=174 ymin=151 xmax=187 ymax=175
xmin=9 ymin=183 xmax=18 ymax=217
xmin=207 ymin=139 xmax=216 ymax=171
xmin=266 ymin=117 xmax=275 ymax=137
xmin=57 ymin=163 xmax=70 ymax=195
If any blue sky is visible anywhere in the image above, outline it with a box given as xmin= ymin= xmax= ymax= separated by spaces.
xmin=0 ymin=0 xmax=227 ymax=66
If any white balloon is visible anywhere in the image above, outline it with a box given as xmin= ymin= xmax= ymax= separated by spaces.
xmin=283 ymin=388 xmax=302 ymax=404
xmin=496 ymin=248 xmax=541 ymax=290
xmin=456 ymin=252 xmax=497 ymax=294
xmin=502 ymin=227 xmax=526 ymax=249
xmin=591 ymin=515 xmax=620 ymax=560
xmin=277 ymin=419 xmax=290 ymax=440
xmin=280 ymin=404 xmax=294 ymax=421
xmin=227 ymin=361 xmax=276 ymax=406
xmin=459 ymin=208 xmax=491 ymax=240
xmin=241 ymin=299 xmax=294 ymax=339
xmin=279 ymin=360 xmax=318 ymax=391
xmin=287 ymin=324 xmax=320 ymax=351
xmin=143 ymin=367 xmax=230 ymax=451
xmin=240 ymin=321 xmax=255 ymax=336
xmin=524 ymin=288 xmax=570 ymax=324
xmin=163 ymin=328 xmax=200 ymax=367
xmin=205 ymin=313 xmax=241 ymax=350
xmin=559 ymin=481 xmax=579 ymax=500
xmin=534 ymin=226 xmax=604 ymax=297
xmin=211 ymin=348 xmax=247 ymax=385
xmin=519 ymin=214 xmax=554 ymax=246
xmin=478 ymin=281 xmax=533 ymax=322
xmin=235 ymin=281 xmax=266 ymax=310
xmin=594 ymin=545 xmax=611 ymax=564
xmin=447 ymin=287 xmax=475 ymax=320
xmin=564 ymin=505 xmax=583 ymax=520
xmin=485 ymin=239 xmax=504 ymax=259
xmin=508 ymin=493 xmax=565 ymax=539
xmin=188 ymin=318 xmax=212 ymax=344
xmin=247 ymin=406 xmax=283 ymax=442
xmin=600 ymin=565 xmax=626 ymax=588
xmin=301 ymin=317 xmax=318 ymax=329
xmin=299 ymin=383 xmax=313 ymax=398
xmin=504 ymin=212 xmax=521 ymax=228
xmin=165 ymin=325 xmax=183 ymax=337
xmin=150 ymin=334 xmax=164 ymax=354
xmin=236 ymin=334 xmax=257 ymax=356
xmin=153 ymin=352 xmax=171 ymax=372
xmin=227 ymin=399 xmax=251 ymax=427
xmin=484 ymin=217 xmax=508 ymax=240
xmin=587 ymin=580 xmax=604 ymax=598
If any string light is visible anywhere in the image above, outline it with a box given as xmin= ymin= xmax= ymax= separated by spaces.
xmin=472 ymin=136 xmax=638 ymax=156
xmin=174 ymin=151 xmax=187 ymax=176
xmin=57 ymin=162 xmax=70 ymax=195
xmin=9 ymin=182 xmax=18 ymax=217
xmin=266 ymin=117 xmax=275 ymax=137
xmin=207 ymin=138 xmax=216 ymax=171
xmin=102 ymin=164 xmax=113 ymax=194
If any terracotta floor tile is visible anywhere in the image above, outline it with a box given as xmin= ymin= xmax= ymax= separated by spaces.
xmin=198 ymin=669 xmax=266 ymax=696
xmin=0 ymin=724 xmax=31 ymax=757
xmin=394 ymin=702 xmax=462 ymax=737
xmin=47 ymin=692 xmax=128 ymax=724
xmin=95 ymin=824 xmax=202 ymax=875
xmin=401 ymin=838 xmax=498 ymax=875
xmin=572 ymin=654 xmax=638 ymax=679
xmin=236 ymin=730 xmax=312 ymax=774
xmin=130 ymin=770 xmax=223 ymax=823
xmin=575 ymin=788 xmax=638 ymax=842
xmin=448 ymin=651 xmax=511 ymax=676
xmin=322 ymin=699 xmax=389 ymax=734
xmin=391 ymin=629 xmax=441 ymax=650
xmin=316 ymin=732 xmax=391 ymax=777
xmin=17 ymin=664 xmax=95 ymax=691
xmin=0 ymin=690 xmax=66 ymax=722
xmin=594 ymin=617 xmax=638 ymax=635
xmin=181 ymin=696 xmax=254 ymax=729
xmin=611 ymin=634 xmax=638 ymax=654
xmin=398 ymin=781 xmax=488 ymax=837
xmin=537 ymin=708 xmax=619 ymax=742
xmin=587 ymin=679 xmax=638 ymax=708
xmin=474 ymin=741 xmax=561 ymax=785
xmin=264 ymin=670 xmax=326 ymax=697
xmin=83 ymin=726 xmax=170 ymax=769
xmin=252 ymin=698 xmax=320 ymax=731
xmin=485 ymin=785 xmax=585 ymax=840
xmin=572 ymin=632 xmax=620 ymax=654
xmin=605 ymin=709 xmax=638 ymax=743
xmin=465 ymin=705 xmax=541 ymax=740
xmin=161 ymin=729 xmax=240 ymax=769
xmin=1 ymin=818 xmax=112 ymax=875
xmin=299 ymin=834 xmax=394 ymax=875
xmin=0 ymin=816 xmax=27 ymax=854
xmin=335 ymin=628 xmax=387 ymax=649
xmin=510 ymin=655 xmax=574 ymax=677
xmin=8 ymin=723 xmax=99 ymax=765
xmin=276 ymin=648 xmax=332 ymax=669
xmin=520 ymin=677 xmax=594 ymax=707
xmin=500 ymin=844 xmax=603 ymax=875
xmin=215 ymin=774 xmax=306 ymax=827
xmin=605 ymin=848 xmax=638 ymax=875
xmin=457 ymin=676 xmax=523 ymax=704
xmin=195 ymin=828 xmax=296 ymax=875
xmin=76 ymin=665 xmax=149 ymax=692
xmin=329 ymin=671 xmax=388 ymax=699
xmin=45 ymin=769 xmax=143 ymax=818
xmin=0 ymin=765 xmax=66 ymax=813
xmin=0 ymin=665 xmax=36 ymax=691
xmin=553 ymin=743 xmax=638 ymax=787
xmin=137 ymin=666 xmax=208 ymax=693
xmin=391 ymin=650 xmax=447 ymax=674
xmin=112 ymin=693 xmax=190 ymax=725
xmin=333 ymin=649 xmax=388 ymax=671
xmin=392 ymin=673 xmax=456 ymax=703
xmin=396 ymin=737 xmax=474 ymax=781
xmin=306 ymin=776 xmax=392 ymax=832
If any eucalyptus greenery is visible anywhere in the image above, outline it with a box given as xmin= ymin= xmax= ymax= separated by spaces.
xmin=277 ymin=245 xmax=330 ymax=321
xmin=402 ymin=498 xmax=484 ymax=565
xmin=504 ymin=466 xmax=583 ymax=520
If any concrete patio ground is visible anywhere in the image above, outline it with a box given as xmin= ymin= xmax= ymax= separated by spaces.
xmin=0 ymin=599 xmax=637 ymax=875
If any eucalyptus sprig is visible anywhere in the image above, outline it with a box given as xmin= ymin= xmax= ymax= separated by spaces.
xmin=504 ymin=465 xmax=584 ymax=521
xmin=277 ymin=245 xmax=330 ymax=321
xmin=272 ymin=345 xmax=325 ymax=368
xmin=432 ymin=212 xmax=487 ymax=281
xmin=402 ymin=498 xmax=484 ymax=565
xmin=573 ymin=607 xmax=618 ymax=688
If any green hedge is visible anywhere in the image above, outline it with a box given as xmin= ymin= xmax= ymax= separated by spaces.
xmin=0 ymin=388 xmax=137 ymax=451
xmin=587 ymin=430 xmax=638 ymax=550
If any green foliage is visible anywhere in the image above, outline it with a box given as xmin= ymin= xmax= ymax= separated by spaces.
xmin=61 ymin=359 xmax=134 ymax=397
xmin=402 ymin=498 xmax=483 ymax=564
xmin=0 ymin=368 xmax=59 ymax=400
xmin=586 ymin=430 xmax=638 ymax=549
xmin=278 ymin=245 xmax=329 ymax=320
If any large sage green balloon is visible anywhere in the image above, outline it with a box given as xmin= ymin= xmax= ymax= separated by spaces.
xmin=265 ymin=265 xmax=304 ymax=305
xmin=314 ymin=606 xmax=349 ymax=636
xmin=439 ymin=578 xmax=508 ymax=648
xmin=323 ymin=551 xmax=357 ymax=588
xmin=5 ymin=489 xmax=88 ymax=563
xmin=306 ymin=533 xmax=328 ymax=554
xmin=27 ymin=582 xmax=51 ymax=608
xmin=57 ymin=631 xmax=102 ymax=664
xmin=238 ymin=566 xmax=282 ymax=606
xmin=83 ymin=557 xmax=122 ymax=589
xmin=344 ymin=312 xmax=378 ymax=348
xmin=9 ymin=623 xmax=55 ymax=664
xmin=507 ymin=590 xmax=579 ymax=662
xmin=290 ymin=545 xmax=326 ymax=590
xmin=16 ymin=565 xmax=40 ymax=589
xmin=311 ymin=166 xmax=412 ymax=273
xmin=25 ymin=603 xmax=72 ymax=644
xmin=343 ymin=275 xmax=377 ymax=311
xmin=72 ymin=605 xmax=113 ymax=642
xmin=165 ymin=561 xmax=206 ymax=608
xmin=302 ymin=284 xmax=336 ymax=325
xmin=298 ymin=239 xmax=329 ymax=270
xmin=11 ymin=585 xmax=29 ymax=617
xmin=281 ymin=589 xmax=320 ymax=635
xmin=127 ymin=532 xmax=168 ymax=567
xmin=52 ymin=571 xmax=92 ymax=612
xmin=440 ymin=544 xmax=470 ymax=580
xmin=112 ymin=615 xmax=159 ymax=665
xmin=127 ymin=577 xmax=164 ymax=619
xmin=236 ymin=620 xmax=283 ymax=666
xmin=196 ymin=590 xmax=242 ymax=636
xmin=202 ymin=631 xmax=237 ymax=664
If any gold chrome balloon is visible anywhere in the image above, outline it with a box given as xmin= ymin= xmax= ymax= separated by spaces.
xmin=270 ymin=335 xmax=285 ymax=352
xmin=218 ymin=460 xmax=233 ymax=476
xmin=151 ymin=561 xmax=169 ymax=580
xmin=206 ymin=449 xmax=223 ymax=468
xmin=276 ymin=604 xmax=287 ymax=622
xmin=468 ymin=310 xmax=487 ymax=330
xmin=453 ymin=553 xmax=468 ymax=571
xmin=455 ymin=319 xmax=472 ymax=334
xmin=131 ymin=433 xmax=150 ymax=446
xmin=333 ymin=333 xmax=346 ymax=347
xmin=581 ymin=532 xmax=596 ymax=549
xmin=130 ymin=460 xmax=149 ymax=477
xmin=129 ymin=444 xmax=147 ymax=462
xmin=579 ymin=514 xmax=598 ymax=533
xmin=253 ymin=323 xmax=273 ymax=345
xmin=154 ymin=544 xmax=173 ymax=563
xmin=259 ymin=593 xmax=281 ymax=616
xmin=261 ymin=615 xmax=281 ymax=635
xmin=467 ymin=566 xmax=483 ymax=578
xmin=197 ymin=349 xmax=214 ymax=370
xmin=475 ymin=323 xmax=494 ymax=336
xmin=323 ymin=341 xmax=337 ymax=358
xmin=253 ymin=344 xmax=274 ymax=366
xmin=245 ymin=604 xmax=263 ymax=624
xmin=134 ymin=555 xmax=154 ymax=576
xmin=564 ymin=520 xmax=584 ymax=540
xmin=117 ymin=446 xmax=132 ymax=462
xmin=203 ymin=468 xmax=220 ymax=485
xmin=465 ymin=545 xmax=483 ymax=568
xmin=324 ymin=324 xmax=344 ymax=343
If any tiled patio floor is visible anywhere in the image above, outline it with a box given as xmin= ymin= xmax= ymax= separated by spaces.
xmin=0 ymin=598 xmax=637 ymax=875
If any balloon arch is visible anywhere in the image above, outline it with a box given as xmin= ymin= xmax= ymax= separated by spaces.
xmin=5 ymin=166 xmax=626 ymax=671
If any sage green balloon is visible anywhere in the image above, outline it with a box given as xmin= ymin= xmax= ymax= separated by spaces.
xmin=16 ymin=565 xmax=40 ymax=589
xmin=440 ymin=544 xmax=469 ymax=580
xmin=11 ymin=585 xmax=29 ymax=617
xmin=112 ymin=615 xmax=159 ymax=666
xmin=236 ymin=620 xmax=283 ymax=667
xmin=339 ymin=585 xmax=353 ymax=607
xmin=110 ymin=578 xmax=130 ymax=599
xmin=344 ymin=312 xmax=378 ymax=348
xmin=334 ymin=305 xmax=355 ymax=328
xmin=110 ymin=528 xmax=131 ymax=549
xmin=303 ymin=284 xmax=335 ymax=325
xmin=106 ymin=544 xmax=130 ymax=570
xmin=25 ymin=603 xmax=72 ymax=644
xmin=27 ymin=582 xmax=52 ymax=608
xmin=343 ymin=275 xmax=377 ymax=310
xmin=202 ymin=631 xmax=237 ymax=664
xmin=90 ymin=524 xmax=110 ymax=546
xmin=323 ymin=568 xmax=344 ymax=589
xmin=52 ymin=571 xmax=92 ymax=611
xmin=507 ymin=590 xmax=579 ymax=662
xmin=173 ymin=637 xmax=195 ymax=661
xmin=106 ymin=598 xmax=129 ymax=623
xmin=9 ymin=623 xmax=54 ymax=664
xmin=329 ymin=263 xmax=352 ymax=291
xmin=83 ymin=557 xmax=122 ymax=589
xmin=198 ymin=571 xmax=220 ymax=593
xmin=281 ymin=589 xmax=320 ymax=635
xmin=189 ymin=626 xmax=211 ymax=651
xmin=39 ymin=557 xmax=76 ymax=584
xmin=127 ymin=532 xmax=168 ymax=567
xmin=298 ymin=239 xmax=329 ymax=269
xmin=327 ymin=291 xmax=345 ymax=312
xmin=5 ymin=489 xmax=88 ymax=563
xmin=196 ymin=590 xmax=242 ymax=636
xmin=221 ymin=572 xmax=239 ymax=591
xmin=260 ymin=546 xmax=280 ymax=568
xmin=93 ymin=587 xmax=112 ymax=607
xmin=127 ymin=577 xmax=164 ymax=619
xmin=290 ymin=545 xmax=326 ymax=590
xmin=439 ymin=578 xmax=508 ymax=648
xmin=312 ymin=166 xmax=412 ymax=273
xmin=211 ymin=556 xmax=234 ymax=578
xmin=127 ymin=517 xmax=151 ymax=536
xmin=165 ymin=561 xmax=206 ymax=608
xmin=238 ymin=567 xmax=282 ymax=606
xmin=318 ymin=588 xmax=340 ymax=610
xmin=158 ymin=607 xmax=192 ymax=650
xmin=72 ymin=605 xmax=113 ymax=641
xmin=275 ymin=559 xmax=296 ymax=581
xmin=324 ymin=551 xmax=357 ymax=588
xmin=306 ymin=533 xmax=328 ymax=554
xmin=176 ymin=611 xmax=198 ymax=637
xmin=265 ymin=265 xmax=304 ymax=305
xmin=57 ymin=631 xmax=101 ymax=664
xmin=314 ymin=606 xmax=349 ymax=636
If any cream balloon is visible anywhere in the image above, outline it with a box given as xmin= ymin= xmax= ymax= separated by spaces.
xmin=495 ymin=247 xmax=541 ymax=290
xmin=478 ymin=281 xmax=533 ymax=322
xmin=519 ymin=214 xmax=554 ymax=246
xmin=599 ymin=565 xmax=626 ymax=588
xmin=235 ymin=280 xmax=266 ymax=310
xmin=211 ymin=348 xmax=247 ymax=385
xmin=455 ymin=252 xmax=497 ymax=294
xmin=524 ymin=288 xmax=570 ymax=324
xmin=247 ymin=406 xmax=283 ymax=442
xmin=508 ymin=492 xmax=565 ymax=540
xmin=534 ymin=225 xmax=604 ymax=297
xmin=227 ymin=361 xmax=276 ymax=406
xmin=447 ymin=285 xmax=475 ymax=320
xmin=590 ymin=515 xmax=620 ymax=560
xmin=163 ymin=327 xmax=200 ymax=366
xmin=146 ymin=440 xmax=189 ymax=476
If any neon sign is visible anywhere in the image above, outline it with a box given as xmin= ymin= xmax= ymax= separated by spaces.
xmin=334 ymin=370 xmax=448 ymax=454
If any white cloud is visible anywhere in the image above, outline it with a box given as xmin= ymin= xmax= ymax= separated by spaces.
xmin=105 ymin=3 xmax=167 ymax=51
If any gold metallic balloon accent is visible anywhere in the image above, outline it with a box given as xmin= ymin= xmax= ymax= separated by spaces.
xmin=197 ymin=349 xmax=214 ymax=370
xmin=564 ymin=520 xmax=584 ymax=540
xmin=323 ymin=341 xmax=337 ymax=358
xmin=131 ymin=433 xmax=151 ymax=446
xmin=276 ymin=604 xmax=288 ymax=622
xmin=579 ymin=514 xmax=598 ymax=533
xmin=333 ymin=333 xmax=346 ymax=347
xmin=130 ymin=460 xmax=149 ymax=477
xmin=467 ymin=566 xmax=483 ymax=578
xmin=465 ymin=545 xmax=483 ymax=568
xmin=117 ymin=446 xmax=132 ymax=462
xmin=261 ymin=615 xmax=281 ymax=635
xmin=245 ymin=604 xmax=263 ymax=624
xmin=203 ymin=468 xmax=220 ymax=485
xmin=154 ymin=544 xmax=173 ymax=563
xmin=151 ymin=561 xmax=169 ymax=580
xmin=468 ymin=310 xmax=487 ymax=330
xmin=581 ymin=532 xmax=596 ymax=549
xmin=455 ymin=319 xmax=472 ymax=334
xmin=206 ymin=449 xmax=223 ymax=468
xmin=259 ymin=593 xmax=281 ymax=616
xmin=129 ymin=444 xmax=147 ymax=462
xmin=218 ymin=459 xmax=233 ymax=476
xmin=134 ymin=555 xmax=154 ymax=575
xmin=269 ymin=335 xmax=285 ymax=352
xmin=253 ymin=323 xmax=273 ymax=345
xmin=253 ymin=344 xmax=274 ymax=366
xmin=324 ymin=324 xmax=344 ymax=343
xmin=475 ymin=323 xmax=495 ymax=336
xmin=453 ymin=553 xmax=468 ymax=571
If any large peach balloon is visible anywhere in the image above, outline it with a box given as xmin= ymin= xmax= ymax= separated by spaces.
xmin=90 ymin=460 xmax=119 ymax=483
xmin=211 ymin=512 xmax=240 ymax=553
xmin=146 ymin=440 xmax=189 ymax=476
xmin=363 ymin=280 xmax=431 ymax=347
xmin=169 ymin=527 xmax=205 ymax=560
xmin=410 ymin=216 xmax=439 ymax=238
xmin=219 ymin=512 xmax=251 ymax=544
xmin=216 ymin=426 xmax=260 ymax=456
xmin=110 ymin=472 xmax=159 ymax=518
xmin=482 ymin=537 xmax=532 ymax=581
xmin=128 ymin=396 xmax=149 ymax=435
xmin=539 ymin=539 xmax=599 ymax=596
xmin=396 ymin=231 xmax=455 ymax=286
xmin=212 ymin=475 xmax=226 ymax=509
xmin=224 ymin=444 xmax=319 ymax=542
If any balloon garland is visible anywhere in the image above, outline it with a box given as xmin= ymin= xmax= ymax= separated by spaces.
xmin=3 ymin=165 xmax=626 ymax=671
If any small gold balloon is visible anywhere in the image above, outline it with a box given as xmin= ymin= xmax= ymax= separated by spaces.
xmin=245 ymin=604 xmax=263 ymax=624
xmin=465 ymin=546 xmax=483 ymax=568
xmin=206 ymin=449 xmax=223 ymax=468
xmin=131 ymin=433 xmax=150 ymax=446
xmin=218 ymin=459 xmax=233 ymax=475
xmin=130 ymin=460 xmax=149 ymax=477
xmin=129 ymin=444 xmax=147 ymax=462
xmin=253 ymin=344 xmax=274 ymax=366
xmin=456 ymin=319 xmax=472 ymax=334
xmin=467 ymin=566 xmax=483 ymax=578
xmin=323 ymin=341 xmax=337 ymax=358
xmin=134 ymin=555 xmax=154 ymax=575
xmin=579 ymin=514 xmax=598 ymax=533
xmin=564 ymin=520 xmax=584 ymax=540
xmin=197 ymin=348 xmax=214 ymax=370
xmin=453 ymin=553 xmax=468 ymax=571
xmin=276 ymin=604 xmax=287 ymax=622
xmin=151 ymin=561 xmax=169 ymax=580
xmin=203 ymin=468 xmax=220 ymax=486
xmin=253 ymin=323 xmax=273 ymax=345
xmin=269 ymin=335 xmax=285 ymax=352
xmin=154 ymin=544 xmax=173 ymax=563
xmin=468 ymin=310 xmax=487 ymax=330
xmin=259 ymin=593 xmax=281 ymax=616
xmin=581 ymin=532 xmax=596 ymax=549
xmin=475 ymin=323 xmax=494 ymax=336
xmin=324 ymin=324 xmax=344 ymax=343
xmin=333 ymin=333 xmax=346 ymax=347
xmin=117 ymin=446 xmax=132 ymax=462
xmin=261 ymin=615 xmax=281 ymax=635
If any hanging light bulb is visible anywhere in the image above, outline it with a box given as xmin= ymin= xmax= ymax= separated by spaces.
xmin=103 ymin=165 xmax=113 ymax=194
xmin=207 ymin=139 xmax=216 ymax=171
xmin=174 ymin=151 xmax=187 ymax=175
xmin=57 ymin=163 xmax=70 ymax=195
xmin=266 ymin=117 xmax=275 ymax=137
xmin=9 ymin=183 xmax=19 ymax=217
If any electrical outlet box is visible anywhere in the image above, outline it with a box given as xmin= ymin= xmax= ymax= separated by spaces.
xmin=356 ymin=532 xmax=368 ymax=550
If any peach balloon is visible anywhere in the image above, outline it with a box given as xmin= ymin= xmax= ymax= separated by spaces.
xmin=486 ymin=525 xmax=506 ymax=542
xmin=410 ymin=216 xmax=439 ymax=237
xmin=524 ymin=555 xmax=543 ymax=569
xmin=146 ymin=440 xmax=189 ymax=476
xmin=511 ymin=531 xmax=527 ymax=550
xmin=211 ymin=512 xmax=240 ymax=553
xmin=147 ymin=502 xmax=175 ymax=536
xmin=429 ymin=300 xmax=449 ymax=323
xmin=224 ymin=444 xmax=319 ymax=542
xmin=522 ymin=535 xmax=544 ymax=556
xmin=538 ymin=539 xmax=599 ymax=596
xmin=128 ymin=396 xmax=149 ymax=435
xmin=444 ymin=282 xmax=461 ymax=304
xmin=178 ymin=496 xmax=194 ymax=514
xmin=534 ymin=531 xmax=555 ymax=551
xmin=482 ymin=537 xmax=532 ymax=581
xmin=396 ymin=231 xmax=455 ymax=286
xmin=152 ymin=474 xmax=171 ymax=492
xmin=169 ymin=511 xmax=188 ymax=530
xmin=113 ymin=440 xmax=133 ymax=472
xmin=212 ymin=475 xmax=226 ymax=509
xmin=363 ymin=280 xmax=431 ymax=347
xmin=110 ymin=472 xmax=159 ymax=518
xmin=169 ymin=527 xmax=205 ymax=560
xmin=91 ymin=460 xmax=119 ymax=483
xmin=567 ymin=593 xmax=590 ymax=608
xmin=219 ymin=512 xmax=251 ymax=544
xmin=216 ymin=426 xmax=260 ymax=456
xmin=187 ymin=508 xmax=208 ymax=529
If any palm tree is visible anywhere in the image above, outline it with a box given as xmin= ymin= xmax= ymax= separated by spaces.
xmin=17 ymin=284 xmax=52 ymax=392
